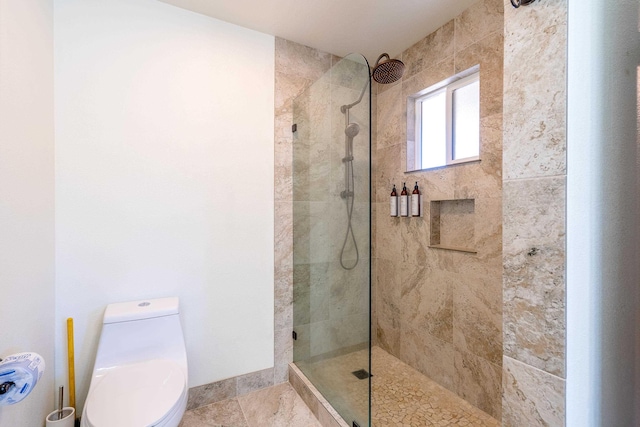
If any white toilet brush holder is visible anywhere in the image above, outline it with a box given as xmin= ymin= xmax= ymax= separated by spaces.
xmin=45 ymin=407 xmax=75 ymax=427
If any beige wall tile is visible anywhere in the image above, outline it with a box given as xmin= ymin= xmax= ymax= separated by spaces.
xmin=453 ymin=273 xmax=502 ymax=365
xmin=376 ymin=83 xmax=405 ymax=150
xmin=503 ymin=176 xmax=566 ymax=377
xmin=456 ymin=0 xmax=504 ymax=53
xmin=454 ymin=349 xmax=502 ymax=419
xmin=374 ymin=1 xmax=504 ymax=415
xmin=275 ymin=38 xmax=332 ymax=81
xmin=503 ymin=0 xmax=567 ymax=180
xmin=401 ymin=267 xmax=454 ymax=343
xmin=502 ymin=356 xmax=565 ymax=427
xmin=402 ymin=20 xmax=455 ymax=80
xmin=456 ymin=32 xmax=504 ymax=119
xmin=400 ymin=326 xmax=456 ymax=392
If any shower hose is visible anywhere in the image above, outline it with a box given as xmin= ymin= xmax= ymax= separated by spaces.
xmin=340 ymin=156 xmax=359 ymax=270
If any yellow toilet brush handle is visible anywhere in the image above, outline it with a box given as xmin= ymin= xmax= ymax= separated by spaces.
xmin=67 ymin=318 xmax=76 ymax=417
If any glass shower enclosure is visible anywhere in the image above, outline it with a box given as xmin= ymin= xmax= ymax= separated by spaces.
xmin=292 ymin=53 xmax=372 ymax=426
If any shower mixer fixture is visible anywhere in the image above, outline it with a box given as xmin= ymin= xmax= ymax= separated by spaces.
xmin=338 ymin=53 xmax=405 ymax=270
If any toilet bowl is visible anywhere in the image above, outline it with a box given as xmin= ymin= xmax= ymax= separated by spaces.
xmin=81 ymin=297 xmax=188 ymax=427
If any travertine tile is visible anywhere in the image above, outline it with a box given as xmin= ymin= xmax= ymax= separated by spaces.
xmin=456 ymin=32 xmax=504 ymax=119
xmin=291 ymin=347 xmax=500 ymax=427
xmin=400 ymin=326 xmax=456 ymax=392
xmin=275 ymin=201 xmax=293 ymax=265
xmin=275 ymin=131 xmax=293 ymax=202
xmin=274 ymin=263 xmax=293 ymax=331
xmin=375 ymin=143 xmax=403 ymax=203
xmin=238 ymin=382 xmax=322 ymax=427
xmin=274 ymin=328 xmax=293 ymax=384
xmin=503 ymin=177 xmax=566 ymax=377
xmin=455 ymin=0 xmax=504 ymax=52
xmin=402 ymin=20 xmax=455 ymax=80
xmin=275 ymin=38 xmax=332 ymax=82
xmin=400 ymin=265 xmax=454 ymax=344
xmin=452 ymin=114 xmax=503 ymax=200
xmin=376 ymin=83 xmax=405 ymax=150
xmin=503 ymin=0 xmax=567 ymax=179
xmin=375 ymin=205 xmax=403 ymax=262
xmin=180 ymin=397 xmax=248 ymax=427
xmin=293 ymin=322 xmax=311 ymax=362
xmin=502 ymin=356 xmax=565 ymax=427
xmin=453 ymin=273 xmax=502 ymax=365
xmin=376 ymin=316 xmax=401 ymax=358
xmin=400 ymin=215 xmax=430 ymax=266
xmin=292 ymin=201 xmax=310 ymax=264
xmin=454 ymin=350 xmax=502 ymax=419
xmin=402 ymin=57 xmax=455 ymax=98
xmin=288 ymin=364 xmax=320 ymax=418
xmin=237 ymin=367 xmax=275 ymax=396
xmin=293 ymin=263 xmax=311 ymax=325
xmin=186 ymin=378 xmax=236 ymax=410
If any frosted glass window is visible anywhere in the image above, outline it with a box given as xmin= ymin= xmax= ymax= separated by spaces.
xmin=452 ymin=79 xmax=480 ymax=160
xmin=420 ymin=90 xmax=447 ymax=169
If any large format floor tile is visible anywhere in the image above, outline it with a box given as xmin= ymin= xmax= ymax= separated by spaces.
xmin=179 ymin=382 xmax=321 ymax=427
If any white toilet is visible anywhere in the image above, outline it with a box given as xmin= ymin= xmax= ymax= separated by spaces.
xmin=81 ymin=297 xmax=188 ymax=427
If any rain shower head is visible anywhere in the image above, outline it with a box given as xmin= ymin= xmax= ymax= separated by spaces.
xmin=372 ymin=53 xmax=405 ymax=84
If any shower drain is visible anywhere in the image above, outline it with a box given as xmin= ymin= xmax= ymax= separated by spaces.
xmin=351 ymin=369 xmax=371 ymax=380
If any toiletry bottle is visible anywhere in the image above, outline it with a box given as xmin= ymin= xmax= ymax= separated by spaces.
xmin=411 ymin=182 xmax=420 ymax=217
xmin=400 ymin=182 xmax=409 ymax=217
xmin=390 ymin=185 xmax=398 ymax=217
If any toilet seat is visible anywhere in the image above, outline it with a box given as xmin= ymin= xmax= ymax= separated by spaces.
xmin=84 ymin=359 xmax=186 ymax=427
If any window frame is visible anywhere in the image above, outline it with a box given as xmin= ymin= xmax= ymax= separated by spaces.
xmin=408 ymin=65 xmax=480 ymax=171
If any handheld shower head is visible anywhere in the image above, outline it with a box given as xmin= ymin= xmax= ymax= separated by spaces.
xmin=372 ymin=53 xmax=405 ymax=84
xmin=345 ymin=123 xmax=360 ymax=139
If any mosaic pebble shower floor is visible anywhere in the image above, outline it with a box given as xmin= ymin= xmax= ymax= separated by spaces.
xmin=298 ymin=346 xmax=500 ymax=426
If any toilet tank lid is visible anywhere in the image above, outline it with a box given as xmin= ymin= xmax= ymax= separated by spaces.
xmin=103 ymin=297 xmax=179 ymax=324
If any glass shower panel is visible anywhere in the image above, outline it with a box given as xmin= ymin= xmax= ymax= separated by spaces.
xmin=292 ymin=53 xmax=371 ymax=427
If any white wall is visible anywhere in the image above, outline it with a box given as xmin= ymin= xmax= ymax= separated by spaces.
xmin=567 ymin=0 xmax=640 ymax=425
xmin=54 ymin=0 xmax=274 ymax=412
xmin=0 ymin=0 xmax=55 ymax=426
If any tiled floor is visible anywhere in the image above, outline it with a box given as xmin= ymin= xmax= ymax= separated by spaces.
xmin=180 ymin=347 xmax=500 ymax=427
xmin=179 ymin=382 xmax=322 ymax=427
xmin=298 ymin=346 xmax=500 ymax=426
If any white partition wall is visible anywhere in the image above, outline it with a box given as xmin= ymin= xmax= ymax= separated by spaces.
xmin=0 ymin=0 xmax=55 ymax=425
xmin=54 ymin=0 xmax=274 ymax=412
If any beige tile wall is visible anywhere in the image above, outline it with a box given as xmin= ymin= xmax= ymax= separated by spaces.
xmin=373 ymin=0 xmax=504 ymax=419
xmin=501 ymin=0 xmax=567 ymax=425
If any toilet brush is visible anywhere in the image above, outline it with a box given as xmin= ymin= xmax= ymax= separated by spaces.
xmin=67 ymin=318 xmax=79 ymax=427
xmin=57 ymin=386 xmax=63 ymax=420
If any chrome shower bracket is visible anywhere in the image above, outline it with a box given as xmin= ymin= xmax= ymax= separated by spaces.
xmin=511 ymin=0 xmax=537 ymax=8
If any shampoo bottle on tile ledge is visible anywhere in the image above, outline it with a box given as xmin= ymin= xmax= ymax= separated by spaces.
xmin=390 ymin=184 xmax=398 ymax=217
xmin=400 ymin=182 xmax=409 ymax=217
xmin=411 ymin=182 xmax=420 ymax=217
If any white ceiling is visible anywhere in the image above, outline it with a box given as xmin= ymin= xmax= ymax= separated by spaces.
xmin=158 ymin=0 xmax=478 ymax=64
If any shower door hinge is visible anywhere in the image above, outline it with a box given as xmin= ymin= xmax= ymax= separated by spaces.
xmin=292 ymin=330 xmax=297 ymax=340
xmin=292 ymin=123 xmax=297 ymax=133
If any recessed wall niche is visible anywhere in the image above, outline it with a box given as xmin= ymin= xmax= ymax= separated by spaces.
xmin=429 ymin=199 xmax=477 ymax=253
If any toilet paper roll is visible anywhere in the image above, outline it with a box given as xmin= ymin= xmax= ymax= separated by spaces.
xmin=0 ymin=352 xmax=45 ymax=406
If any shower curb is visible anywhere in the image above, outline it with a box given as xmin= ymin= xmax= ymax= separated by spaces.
xmin=289 ymin=363 xmax=350 ymax=427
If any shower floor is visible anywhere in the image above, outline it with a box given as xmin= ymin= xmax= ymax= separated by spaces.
xmin=297 ymin=346 xmax=499 ymax=426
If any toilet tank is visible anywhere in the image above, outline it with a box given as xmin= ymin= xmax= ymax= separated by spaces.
xmin=93 ymin=297 xmax=187 ymax=373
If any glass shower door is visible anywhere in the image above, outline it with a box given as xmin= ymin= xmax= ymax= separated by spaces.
xmin=292 ymin=53 xmax=371 ymax=427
